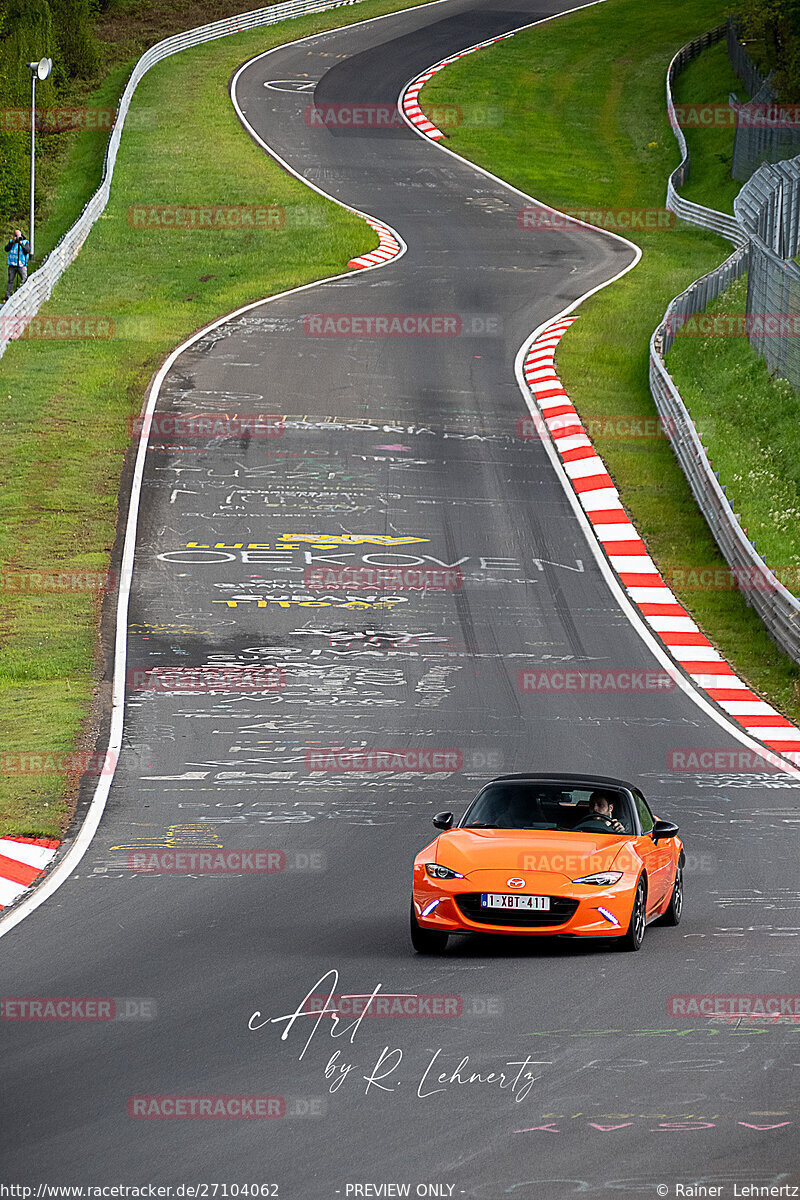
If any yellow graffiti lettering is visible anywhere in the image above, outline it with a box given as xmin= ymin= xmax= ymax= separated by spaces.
xmin=277 ymin=533 xmax=428 ymax=546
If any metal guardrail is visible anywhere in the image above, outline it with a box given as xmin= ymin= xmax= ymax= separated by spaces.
xmin=0 ymin=0 xmax=364 ymax=360
xmin=665 ymin=24 xmax=748 ymax=248
xmin=652 ymin=31 xmax=800 ymax=663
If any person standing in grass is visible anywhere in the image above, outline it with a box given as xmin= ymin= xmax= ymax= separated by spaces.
xmin=4 ymin=228 xmax=31 ymax=301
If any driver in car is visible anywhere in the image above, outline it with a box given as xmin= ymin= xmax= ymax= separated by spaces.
xmin=574 ymin=790 xmax=625 ymax=833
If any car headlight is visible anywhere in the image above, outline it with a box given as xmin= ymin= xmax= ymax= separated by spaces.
xmin=572 ymin=871 xmax=623 ymax=885
xmin=425 ymin=863 xmax=464 ymax=880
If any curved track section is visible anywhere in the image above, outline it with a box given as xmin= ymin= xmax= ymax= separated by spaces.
xmin=2 ymin=2 xmax=799 ymax=1195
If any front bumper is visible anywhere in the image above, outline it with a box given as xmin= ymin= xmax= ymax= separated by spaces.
xmin=412 ymin=869 xmax=636 ymax=938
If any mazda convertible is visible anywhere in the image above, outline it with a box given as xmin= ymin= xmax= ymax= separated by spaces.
xmin=410 ymin=773 xmax=684 ymax=953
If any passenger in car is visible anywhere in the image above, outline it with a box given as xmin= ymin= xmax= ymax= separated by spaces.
xmin=495 ymin=792 xmax=539 ymax=828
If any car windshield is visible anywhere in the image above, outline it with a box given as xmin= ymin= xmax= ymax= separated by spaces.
xmin=461 ymin=782 xmax=634 ymax=834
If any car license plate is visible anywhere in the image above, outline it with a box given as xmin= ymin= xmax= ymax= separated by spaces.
xmin=481 ymin=894 xmax=551 ymax=911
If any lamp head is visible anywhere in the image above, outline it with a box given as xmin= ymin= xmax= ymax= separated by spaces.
xmin=28 ymin=58 xmax=52 ymax=81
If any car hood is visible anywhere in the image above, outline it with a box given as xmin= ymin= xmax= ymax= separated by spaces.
xmin=435 ymin=829 xmax=633 ymax=877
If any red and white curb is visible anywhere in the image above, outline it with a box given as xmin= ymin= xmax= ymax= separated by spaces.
xmin=525 ymin=317 xmax=800 ymax=767
xmin=347 ymin=216 xmax=401 ymax=269
xmin=0 ymin=837 xmax=60 ymax=909
xmin=400 ymin=32 xmax=515 ymax=139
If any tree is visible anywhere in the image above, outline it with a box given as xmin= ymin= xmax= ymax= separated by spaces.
xmin=736 ymin=0 xmax=800 ymax=101
xmin=49 ymin=0 xmax=99 ymax=81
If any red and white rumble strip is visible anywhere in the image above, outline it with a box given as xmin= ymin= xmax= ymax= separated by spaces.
xmin=0 ymin=836 xmax=59 ymax=908
xmin=524 ymin=317 xmax=800 ymax=767
xmin=347 ymin=216 xmax=401 ymax=269
xmin=400 ymin=33 xmax=514 ymax=140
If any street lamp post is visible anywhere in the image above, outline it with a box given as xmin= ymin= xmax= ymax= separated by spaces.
xmin=26 ymin=57 xmax=53 ymax=260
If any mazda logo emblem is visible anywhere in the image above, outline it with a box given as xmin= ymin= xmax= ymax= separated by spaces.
xmin=506 ymin=878 xmax=525 ymax=888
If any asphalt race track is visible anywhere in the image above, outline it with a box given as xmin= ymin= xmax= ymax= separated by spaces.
xmin=3 ymin=1 xmax=800 ymax=1195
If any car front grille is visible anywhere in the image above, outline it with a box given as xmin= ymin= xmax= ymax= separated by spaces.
xmin=455 ymin=894 xmax=579 ymax=927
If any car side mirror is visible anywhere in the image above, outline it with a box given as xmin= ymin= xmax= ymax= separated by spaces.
xmin=433 ymin=811 xmax=454 ymax=830
xmin=652 ymin=819 xmax=679 ymax=841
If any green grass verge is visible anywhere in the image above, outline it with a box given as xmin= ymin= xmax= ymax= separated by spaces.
xmin=671 ymin=38 xmax=744 ymax=215
xmin=0 ymin=0 xmax=436 ymax=839
xmin=666 ymin=277 xmax=800 ymax=585
xmin=419 ymin=0 xmax=800 ymax=721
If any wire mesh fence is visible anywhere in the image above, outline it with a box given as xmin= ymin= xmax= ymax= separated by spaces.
xmin=726 ymin=16 xmax=768 ymax=97
xmin=730 ymin=81 xmax=800 ymax=181
xmin=727 ymin=17 xmax=800 ymax=181
xmin=735 ymin=157 xmax=800 ymax=386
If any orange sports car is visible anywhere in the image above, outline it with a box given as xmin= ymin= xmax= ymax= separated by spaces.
xmin=411 ymin=773 xmax=684 ymax=953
